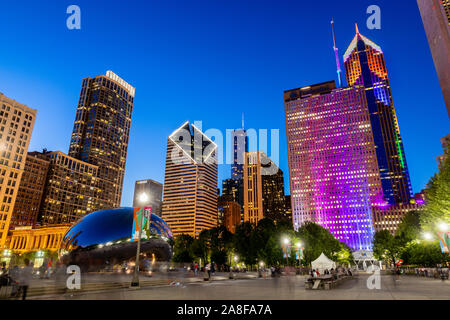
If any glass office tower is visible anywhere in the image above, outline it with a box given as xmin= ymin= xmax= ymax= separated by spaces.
xmin=68 ymin=71 xmax=135 ymax=210
xmin=344 ymin=27 xmax=413 ymax=205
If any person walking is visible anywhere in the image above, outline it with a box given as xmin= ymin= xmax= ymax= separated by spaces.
xmin=206 ymin=263 xmax=211 ymax=280
xmin=194 ymin=263 xmax=198 ymax=276
xmin=19 ymin=259 xmax=33 ymax=300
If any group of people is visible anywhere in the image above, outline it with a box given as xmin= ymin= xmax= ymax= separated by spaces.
xmin=190 ymin=262 xmax=217 ymax=279
xmin=309 ymin=267 xmax=353 ymax=279
xmin=0 ymin=259 xmax=33 ymax=300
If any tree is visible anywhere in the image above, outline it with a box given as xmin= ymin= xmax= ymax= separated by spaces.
xmin=421 ymin=155 xmax=450 ymax=232
xmin=396 ymin=210 xmax=422 ymax=242
xmin=208 ymin=226 xmax=233 ymax=267
xmin=372 ymin=230 xmax=405 ymax=266
xmin=402 ymin=240 xmax=449 ymax=267
xmin=191 ymin=229 xmax=211 ymax=266
xmin=233 ymin=222 xmax=257 ymax=267
xmin=296 ymin=222 xmax=341 ymax=266
xmin=172 ymin=234 xmax=194 ymax=263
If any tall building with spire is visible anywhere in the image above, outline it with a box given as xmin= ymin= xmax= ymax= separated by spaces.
xmin=284 ymin=24 xmax=415 ymax=251
xmin=343 ymin=25 xmax=413 ymax=205
xmin=161 ymin=121 xmax=218 ymax=238
xmin=231 ymin=114 xmax=249 ymax=180
xmin=331 ymin=18 xmax=344 ymax=88
xmin=68 ymin=71 xmax=135 ymax=210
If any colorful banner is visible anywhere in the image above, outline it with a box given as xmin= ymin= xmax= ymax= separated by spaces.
xmin=295 ymin=247 xmax=304 ymax=261
xmin=282 ymin=245 xmax=291 ymax=258
xmin=437 ymin=232 xmax=450 ymax=254
xmin=132 ymin=207 xmax=152 ymax=241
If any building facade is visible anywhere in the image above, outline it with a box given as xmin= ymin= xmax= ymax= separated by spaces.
xmin=285 ymin=81 xmax=382 ymax=251
xmin=38 ymin=151 xmax=100 ymax=225
xmin=284 ymin=195 xmax=292 ymax=221
xmin=344 ymin=26 xmax=413 ymax=205
xmin=372 ymin=203 xmax=425 ymax=235
xmin=132 ymin=179 xmax=163 ymax=216
xmin=68 ymin=71 xmax=134 ymax=210
xmin=222 ymin=178 xmax=243 ymax=206
xmin=162 ymin=122 xmax=218 ymax=238
xmin=218 ymin=197 xmax=241 ymax=233
xmin=231 ymin=128 xmax=249 ymax=180
xmin=8 ymin=224 xmax=71 ymax=254
xmin=10 ymin=152 xmax=49 ymax=227
xmin=243 ymin=151 xmax=286 ymax=224
xmin=417 ymin=0 xmax=450 ymax=119
xmin=0 ymin=93 xmax=36 ymax=248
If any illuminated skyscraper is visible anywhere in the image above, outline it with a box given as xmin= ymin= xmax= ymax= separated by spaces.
xmin=68 ymin=71 xmax=134 ymax=209
xmin=161 ymin=121 xmax=218 ymax=238
xmin=0 ymin=93 xmax=36 ymax=248
xmin=344 ymin=25 xmax=413 ymax=204
xmin=285 ymin=81 xmax=383 ymax=251
xmin=243 ymin=151 xmax=286 ymax=225
xmin=11 ymin=152 xmax=49 ymax=227
xmin=417 ymin=0 xmax=450 ymax=118
xmin=231 ymin=128 xmax=249 ymax=180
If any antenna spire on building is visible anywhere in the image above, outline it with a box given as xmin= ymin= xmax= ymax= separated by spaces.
xmin=331 ymin=18 xmax=344 ymax=88
xmin=355 ymin=22 xmax=360 ymax=34
xmin=242 ymin=112 xmax=245 ymax=130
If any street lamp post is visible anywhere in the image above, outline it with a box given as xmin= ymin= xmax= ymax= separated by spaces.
xmin=283 ymin=238 xmax=290 ymax=267
xmin=131 ymin=193 xmax=149 ymax=288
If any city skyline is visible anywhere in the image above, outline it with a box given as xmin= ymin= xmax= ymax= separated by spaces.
xmin=0 ymin=1 xmax=448 ymax=208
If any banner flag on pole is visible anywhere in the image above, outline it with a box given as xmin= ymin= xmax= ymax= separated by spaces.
xmin=437 ymin=232 xmax=450 ymax=253
xmin=132 ymin=207 xmax=152 ymax=241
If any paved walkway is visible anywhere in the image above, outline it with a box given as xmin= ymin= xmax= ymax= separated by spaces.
xmin=30 ymin=273 xmax=450 ymax=300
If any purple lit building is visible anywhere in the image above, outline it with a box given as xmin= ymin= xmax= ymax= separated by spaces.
xmin=284 ymin=81 xmax=384 ymax=251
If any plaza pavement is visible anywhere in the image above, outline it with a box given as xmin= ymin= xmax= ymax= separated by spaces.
xmin=29 ymin=272 xmax=450 ymax=300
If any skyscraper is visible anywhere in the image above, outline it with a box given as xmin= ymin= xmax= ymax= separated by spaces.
xmin=68 ymin=71 xmax=135 ymax=209
xmin=0 ymin=93 xmax=36 ymax=248
xmin=243 ymin=151 xmax=286 ymax=224
xmin=417 ymin=0 xmax=450 ymax=118
xmin=38 ymin=151 xmax=100 ymax=225
xmin=285 ymin=81 xmax=382 ymax=251
xmin=132 ymin=179 xmax=163 ymax=216
xmin=231 ymin=127 xmax=249 ymax=180
xmin=218 ymin=196 xmax=241 ymax=233
xmin=161 ymin=121 xmax=218 ymax=238
xmin=10 ymin=152 xmax=49 ymax=227
xmin=344 ymin=25 xmax=413 ymax=204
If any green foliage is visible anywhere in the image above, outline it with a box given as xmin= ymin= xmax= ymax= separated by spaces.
xmin=233 ymin=222 xmax=256 ymax=266
xmin=172 ymin=234 xmax=194 ymax=263
xmin=401 ymin=240 xmax=449 ymax=267
xmin=396 ymin=210 xmax=421 ymax=242
xmin=421 ymin=155 xmax=450 ymax=232
xmin=190 ymin=229 xmax=211 ymax=265
xmin=210 ymin=249 xmax=228 ymax=266
xmin=372 ymin=230 xmax=405 ymax=266
xmin=296 ymin=222 xmax=341 ymax=265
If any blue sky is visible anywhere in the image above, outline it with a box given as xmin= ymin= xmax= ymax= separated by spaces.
xmin=0 ymin=0 xmax=448 ymax=207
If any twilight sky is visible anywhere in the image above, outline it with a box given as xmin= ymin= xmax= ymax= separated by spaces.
xmin=0 ymin=0 xmax=448 ymax=207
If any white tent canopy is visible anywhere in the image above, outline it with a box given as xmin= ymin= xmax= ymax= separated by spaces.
xmin=311 ymin=253 xmax=336 ymax=273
